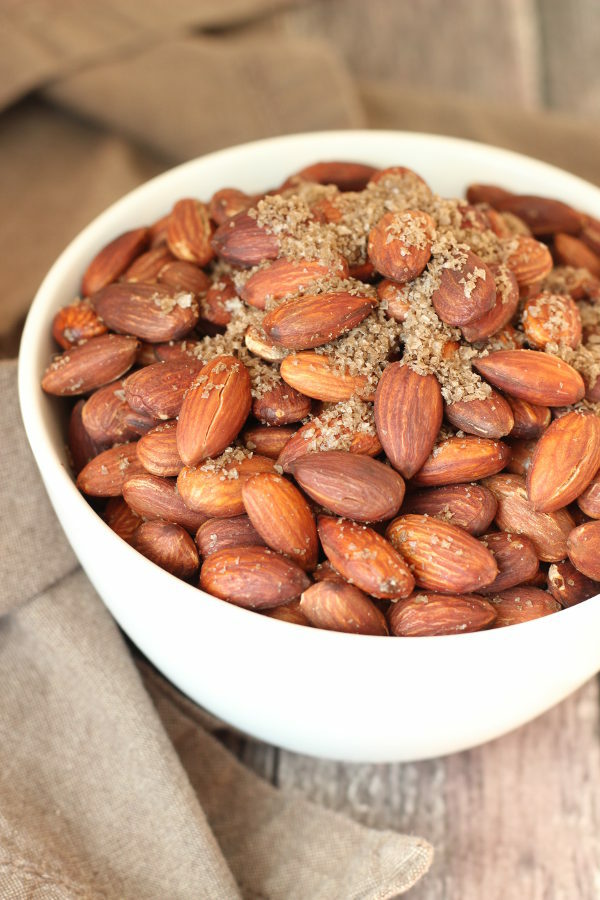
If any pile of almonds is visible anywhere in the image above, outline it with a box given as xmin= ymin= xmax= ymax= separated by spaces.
xmin=41 ymin=160 xmax=600 ymax=636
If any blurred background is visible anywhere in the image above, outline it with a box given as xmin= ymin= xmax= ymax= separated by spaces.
xmin=2 ymin=0 xmax=600 ymax=355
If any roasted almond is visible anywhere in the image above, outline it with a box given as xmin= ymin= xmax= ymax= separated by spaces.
xmin=388 ymin=592 xmax=496 ymax=636
xmin=241 ymin=257 xmax=346 ymax=310
xmin=136 ymin=421 xmax=182 ymax=477
xmin=466 ymin=184 xmax=514 ymax=206
xmin=411 ymin=436 xmax=510 ymax=487
xmin=503 ymin=235 xmax=553 ymax=287
xmin=522 ymin=292 xmax=582 ymax=349
xmin=92 ymin=283 xmax=199 ymax=343
xmin=123 ymin=359 xmax=204 ymax=421
xmin=506 ymin=439 xmax=537 ymax=477
xmin=52 ymin=299 xmax=108 ymax=349
xmin=242 ymin=473 xmax=318 ymax=570
xmin=367 ymin=210 xmax=434 ymax=283
xmin=474 ymin=349 xmax=585 ymax=406
xmin=123 ymin=245 xmax=174 ymax=282
xmin=402 ymin=484 xmax=498 ymax=536
xmin=479 ymin=531 xmax=539 ymax=593
xmin=374 ymin=362 xmax=443 ymax=478
xmin=506 ymin=395 xmax=551 ymax=439
xmin=554 ymin=233 xmax=600 ymax=278
xmin=209 ymin=187 xmax=256 ymax=225
xmin=431 ymin=250 xmax=495 ymax=326
xmin=445 ymin=390 xmax=514 ymax=439
xmin=123 ymin=473 xmax=207 ymax=532
xmin=548 ymin=559 xmax=599 ymax=608
xmin=211 ymin=212 xmax=280 ymax=268
xmin=155 ymin=339 xmax=205 ymax=364
xmin=103 ymin=496 xmax=141 ymax=543
xmin=386 ymin=514 xmax=498 ymax=594
xmin=166 ymin=198 xmax=214 ymax=266
xmin=76 ymin=443 xmax=146 ymax=497
xmin=262 ymin=600 xmax=312 ymax=626
xmin=277 ymin=414 xmax=381 ymax=472
xmin=81 ymin=380 xmax=155 ymax=444
xmin=199 ymin=277 xmax=237 ymax=327
xmin=42 ymin=334 xmax=139 ymax=396
xmin=148 ymin=213 xmax=170 ymax=248
xmin=377 ymin=279 xmax=411 ymax=322
xmin=176 ymin=356 xmax=252 ymax=466
xmin=68 ymin=399 xmax=106 ymax=474
xmin=195 ymin=515 xmax=266 ymax=557
xmin=317 ymin=515 xmax=414 ymax=599
xmin=81 ymin=227 xmax=149 ymax=297
xmin=460 ymin=265 xmax=519 ymax=342
xmin=157 ymin=260 xmax=211 ymax=294
xmin=299 ymin=582 xmax=388 ymax=635
xmin=262 ymin=291 xmax=377 ymax=350
xmin=483 ymin=473 xmax=574 ymax=561
xmin=577 ymin=470 xmax=600 ymax=519
xmin=242 ymin=425 xmax=296 ymax=459
xmin=280 ymin=352 xmax=368 ymax=402
xmin=289 ymin=450 xmax=405 ymax=522
xmin=244 ymin=324 xmax=288 ymax=362
xmin=527 ymin=411 xmax=600 ymax=512
xmin=293 ymin=160 xmax=377 ymax=192
xmin=567 ymin=520 xmax=600 ymax=580
xmin=200 ymin=546 xmax=310 ymax=609
xmin=494 ymin=195 xmax=581 ymax=236
xmin=130 ymin=520 xmax=199 ymax=581
xmin=488 ymin=587 xmax=560 ymax=627
xmin=252 ymin=380 xmax=311 ymax=426
xmin=312 ymin=560 xmax=346 ymax=584
xmin=177 ymin=451 xmax=275 ymax=517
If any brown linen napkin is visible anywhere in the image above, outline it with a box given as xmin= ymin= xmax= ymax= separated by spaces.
xmin=0 ymin=358 xmax=433 ymax=897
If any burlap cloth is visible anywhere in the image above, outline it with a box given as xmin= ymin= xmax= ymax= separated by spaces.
xmin=2 ymin=2 xmax=600 ymax=897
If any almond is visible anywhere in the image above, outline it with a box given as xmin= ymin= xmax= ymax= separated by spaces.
xmin=157 ymin=260 xmax=211 ymax=294
xmin=209 ymin=188 xmax=256 ymax=225
xmin=103 ymin=496 xmax=141 ymax=543
xmin=177 ymin=452 xmax=275 ymax=517
xmin=68 ymin=399 xmax=106 ymax=474
xmin=76 ymin=443 xmax=146 ymax=497
xmin=554 ymin=233 xmax=600 ymax=278
xmin=252 ymin=381 xmax=311 ymax=426
xmin=200 ymin=546 xmax=310 ymax=609
xmin=289 ymin=450 xmax=405 ymax=522
xmin=81 ymin=380 xmax=155 ymax=444
xmin=299 ymin=582 xmax=388 ymax=635
xmin=577 ymin=470 xmax=600 ymax=519
xmin=445 ymin=390 xmax=514 ymax=439
xmin=242 ymin=425 xmax=296 ymax=459
xmin=521 ymin=292 xmax=582 ymax=349
xmin=123 ymin=473 xmax=208 ymax=532
xmin=293 ymin=160 xmax=377 ymax=192
xmin=92 ymin=283 xmax=199 ymax=343
xmin=262 ymin=291 xmax=377 ymax=351
xmin=312 ymin=560 xmax=346 ymax=584
xmin=211 ymin=212 xmax=280 ymax=268
xmin=377 ymin=279 xmax=410 ymax=322
xmin=130 ymin=521 xmax=199 ymax=581
xmin=123 ymin=359 xmax=204 ymax=421
xmin=431 ymin=250 xmax=495 ymax=326
xmin=317 ymin=515 xmax=414 ymax=599
xmin=136 ymin=342 xmax=159 ymax=366
xmin=136 ymin=421 xmax=182 ymax=477
xmin=368 ymin=165 xmax=429 ymax=189
xmin=567 ymin=520 xmax=600 ymax=580
xmin=506 ymin=395 xmax=551 ymax=439
xmin=277 ymin=416 xmax=381 ymax=472
xmin=155 ymin=339 xmax=205 ymax=364
xmin=241 ymin=257 xmax=346 ymax=310
xmin=548 ymin=559 xmax=599 ymax=608
xmin=123 ymin=246 xmax=174 ymax=282
xmin=195 ymin=515 xmax=266 ymax=557
xmin=474 ymin=349 xmax=585 ymax=406
xmin=52 ymin=299 xmax=108 ymax=349
xmin=527 ymin=411 xmax=600 ymax=512
xmin=242 ymin=473 xmax=318 ymax=570
xmin=176 ymin=356 xmax=252 ymax=466
xmin=199 ymin=278 xmax=237 ymax=327
xmin=488 ymin=587 xmax=560 ymax=627
xmin=402 ymin=484 xmax=498 ymax=536
xmin=81 ymin=227 xmax=149 ymax=297
xmin=466 ymin=184 xmax=514 ymax=206
xmin=262 ymin=600 xmax=312 ymax=626
xmin=42 ymin=334 xmax=139 ymax=396
xmin=503 ymin=235 xmax=553 ymax=287
xmin=494 ymin=195 xmax=581 ymax=236
xmin=478 ymin=531 xmax=539 ymax=593
xmin=506 ymin=439 xmax=537 ymax=477
xmin=386 ymin=514 xmax=498 ymax=593
xmin=483 ymin=473 xmax=574 ymax=561
xmin=166 ymin=198 xmax=213 ymax=266
xmin=460 ymin=265 xmax=519 ymax=342
xmin=374 ymin=362 xmax=443 ymax=478
xmin=388 ymin=592 xmax=496 ymax=636
xmin=149 ymin=213 xmax=170 ymax=248
xmin=280 ymin=352 xmax=368 ymax=402
xmin=367 ymin=210 xmax=434 ymax=283
xmin=411 ymin=436 xmax=510 ymax=487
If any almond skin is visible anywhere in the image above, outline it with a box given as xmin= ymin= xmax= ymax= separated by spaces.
xmin=479 ymin=531 xmax=539 ymax=594
xmin=195 ymin=515 xmax=266 ymax=557
xmin=494 ymin=195 xmax=581 ymax=236
xmin=367 ymin=210 xmax=434 ymax=283
xmin=155 ymin=339 xmax=205 ymax=364
xmin=103 ymin=496 xmax=141 ymax=543
xmin=123 ymin=359 xmax=204 ymax=421
xmin=554 ymin=233 xmax=600 ymax=279
xmin=506 ymin=396 xmax=551 ymax=440
xmin=241 ymin=258 xmax=346 ymax=310
xmin=445 ymin=390 xmax=514 ymax=439
xmin=506 ymin=439 xmax=537 ymax=477
xmin=466 ymin=184 xmax=514 ymax=206
xmin=294 ymin=160 xmax=378 ymax=192
xmin=277 ymin=417 xmax=381 ymax=472
xmin=92 ymin=282 xmax=199 ymax=343
xmin=42 ymin=334 xmax=139 ymax=396
xmin=522 ymin=292 xmax=582 ymax=350
xmin=81 ymin=380 xmax=155 ymax=445
xmin=52 ymin=299 xmax=108 ymax=349
xmin=252 ymin=381 xmax=311 ymax=426
xmin=488 ymin=587 xmax=560 ymax=627
xmin=474 ymin=349 xmax=585 ymax=407
xmin=68 ymin=399 xmax=106 ymax=474
xmin=374 ymin=362 xmax=443 ymax=479
xmin=567 ymin=521 xmax=600 ymax=580
xmin=199 ymin=278 xmax=236 ymax=327
xmin=211 ymin=212 xmax=280 ymax=268
xmin=242 ymin=473 xmax=318 ymax=570
xmin=176 ymin=356 xmax=252 ymax=466
xmin=504 ymin=236 xmax=553 ymax=287
xmin=263 ymin=601 xmax=313 ymax=626
xmin=317 ymin=516 xmax=414 ymax=599
xmin=377 ymin=279 xmax=410 ymax=322
xmin=177 ymin=454 xmax=275 ymax=517
xmin=402 ymin=484 xmax=498 ymax=536
xmin=312 ymin=560 xmax=347 ymax=584
xmin=548 ymin=559 xmax=600 ymax=608
xmin=123 ymin=473 xmax=208 ymax=532
xmin=130 ymin=521 xmax=199 ymax=581
xmin=460 ymin=265 xmax=519 ymax=342
xmin=431 ymin=250 xmax=495 ymax=326
xmin=76 ymin=443 xmax=146 ymax=497
xmin=289 ymin=450 xmax=405 ymax=522
xmin=411 ymin=436 xmax=510 ymax=487
xmin=577 ymin=471 xmax=600 ymax=519
xmin=157 ymin=260 xmax=211 ymax=294
xmin=242 ymin=425 xmax=297 ymax=459
xmin=123 ymin=245 xmax=174 ymax=282
xmin=166 ymin=198 xmax=214 ymax=266
xmin=200 ymin=546 xmax=310 ymax=609
xmin=136 ymin=421 xmax=182 ymax=477
xmin=81 ymin=227 xmax=149 ymax=296
xmin=262 ymin=291 xmax=377 ymax=351
xmin=209 ymin=187 xmax=257 ymax=225
xmin=388 ymin=592 xmax=497 ymax=636
xmin=527 ymin=411 xmax=600 ymax=512
xmin=386 ymin=514 xmax=498 ymax=594
xmin=280 ymin=352 xmax=368 ymax=402
xmin=484 ymin=473 xmax=574 ymax=562
xmin=299 ymin=582 xmax=388 ymax=635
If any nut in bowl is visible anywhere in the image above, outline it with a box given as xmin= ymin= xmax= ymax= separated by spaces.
xmin=19 ymin=131 xmax=600 ymax=762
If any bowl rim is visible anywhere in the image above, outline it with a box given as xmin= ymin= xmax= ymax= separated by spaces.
xmin=17 ymin=127 xmax=600 ymax=649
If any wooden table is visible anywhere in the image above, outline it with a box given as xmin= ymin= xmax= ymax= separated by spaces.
xmin=225 ymin=677 xmax=600 ymax=898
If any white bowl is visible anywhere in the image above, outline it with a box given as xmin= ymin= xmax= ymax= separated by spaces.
xmin=18 ymin=130 xmax=600 ymax=763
